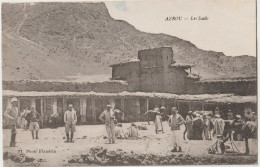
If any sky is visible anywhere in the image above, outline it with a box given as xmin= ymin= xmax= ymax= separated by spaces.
xmin=1 ymin=0 xmax=257 ymax=56
xmin=105 ymin=0 xmax=256 ymax=57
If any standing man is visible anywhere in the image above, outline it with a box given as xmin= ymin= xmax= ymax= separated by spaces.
xmin=213 ymin=114 xmax=225 ymax=137
xmin=28 ymin=106 xmax=40 ymax=139
xmin=192 ymin=113 xmax=203 ymax=140
xmin=64 ymin=104 xmax=77 ymax=143
xmin=184 ymin=111 xmax=193 ymax=140
xmin=208 ymin=114 xmax=214 ymax=140
xmin=202 ymin=115 xmax=210 ymax=140
xmin=168 ymin=107 xmax=185 ymax=152
xmin=4 ymin=97 xmax=19 ymax=147
xmin=99 ymin=105 xmax=116 ymax=144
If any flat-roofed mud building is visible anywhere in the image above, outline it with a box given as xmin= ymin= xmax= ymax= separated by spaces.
xmin=2 ymin=47 xmax=257 ymax=127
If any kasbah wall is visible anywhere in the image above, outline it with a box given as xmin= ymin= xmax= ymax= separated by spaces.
xmin=111 ymin=61 xmax=140 ymax=91
xmin=113 ymin=47 xmax=199 ymax=94
xmin=111 ymin=47 xmax=256 ymax=96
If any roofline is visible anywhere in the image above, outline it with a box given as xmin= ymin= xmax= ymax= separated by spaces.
xmin=197 ymin=78 xmax=257 ymax=83
xmin=109 ymin=59 xmax=140 ymax=67
xmin=170 ymin=63 xmax=194 ymax=68
xmin=2 ymin=90 xmax=256 ymax=104
xmin=138 ymin=46 xmax=173 ymax=53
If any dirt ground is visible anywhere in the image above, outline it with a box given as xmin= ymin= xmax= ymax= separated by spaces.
xmin=3 ymin=122 xmax=258 ymax=166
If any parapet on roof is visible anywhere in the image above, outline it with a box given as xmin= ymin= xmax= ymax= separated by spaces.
xmin=109 ymin=59 xmax=140 ymax=67
xmin=198 ymin=77 xmax=257 ymax=83
xmin=170 ymin=63 xmax=194 ymax=69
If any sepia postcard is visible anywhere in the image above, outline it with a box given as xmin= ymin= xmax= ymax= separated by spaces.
xmin=1 ymin=0 xmax=257 ymax=166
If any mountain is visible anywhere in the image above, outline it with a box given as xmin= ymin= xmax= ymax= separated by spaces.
xmin=2 ymin=2 xmax=257 ymax=81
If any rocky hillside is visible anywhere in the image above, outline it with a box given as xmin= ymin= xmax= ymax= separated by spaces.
xmin=2 ymin=2 xmax=257 ymax=81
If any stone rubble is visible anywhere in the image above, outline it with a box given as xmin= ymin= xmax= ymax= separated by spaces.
xmin=3 ymin=151 xmax=45 ymax=166
xmin=67 ymin=147 xmax=257 ymax=165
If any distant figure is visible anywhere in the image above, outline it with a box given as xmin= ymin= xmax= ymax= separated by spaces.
xmin=28 ymin=106 xmax=40 ymax=139
xmin=251 ymin=112 xmax=257 ymax=123
xmin=125 ymin=123 xmax=139 ymax=139
xmin=192 ymin=113 xmax=203 ymax=140
xmin=20 ymin=109 xmax=29 ymax=130
xmin=227 ymin=110 xmax=234 ymax=120
xmin=168 ymin=107 xmax=185 ymax=152
xmin=4 ymin=97 xmax=19 ymax=147
xmin=160 ymin=106 xmax=168 ymax=121
xmin=154 ymin=105 xmax=159 ymax=112
xmin=155 ymin=111 xmax=164 ymax=134
xmin=208 ymin=114 xmax=214 ymax=140
xmin=145 ymin=110 xmax=157 ymax=125
xmin=213 ymin=114 xmax=225 ymax=137
xmin=115 ymin=123 xmax=125 ymax=139
xmin=202 ymin=115 xmax=210 ymax=140
xmin=215 ymin=107 xmax=220 ymax=115
xmin=64 ymin=104 xmax=77 ymax=143
xmin=99 ymin=105 xmax=116 ymax=144
xmin=184 ymin=111 xmax=193 ymax=140
xmin=50 ymin=111 xmax=59 ymax=128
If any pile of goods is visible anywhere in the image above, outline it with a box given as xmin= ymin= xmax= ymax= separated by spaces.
xmin=3 ymin=151 xmax=44 ymax=165
xmin=67 ymin=147 xmax=257 ymax=165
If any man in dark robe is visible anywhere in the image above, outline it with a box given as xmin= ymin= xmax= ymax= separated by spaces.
xmin=192 ymin=113 xmax=203 ymax=140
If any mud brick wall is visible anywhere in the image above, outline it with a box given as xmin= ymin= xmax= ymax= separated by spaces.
xmin=195 ymin=80 xmax=257 ymax=95
xmin=138 ymin=47 xmax=175 ymax=92
xmin=111 ymin=62 xmax=140 ymax=91
xmin=2 ymin=80 xmax=129 ymax=93
xmin=165 ymin=67 xmax=189 ymax=94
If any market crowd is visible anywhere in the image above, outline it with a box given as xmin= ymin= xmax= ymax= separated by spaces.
xmin=4 ymin=97 xmax=257 ymax=154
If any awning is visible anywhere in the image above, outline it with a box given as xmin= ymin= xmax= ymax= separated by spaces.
xmin=2 ymin=90 xmax=256 ymax=104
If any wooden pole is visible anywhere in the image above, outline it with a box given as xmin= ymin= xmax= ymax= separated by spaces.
xmin=80 ymin=97 xmax=87 ymax=124
xmin=40 ymin=98 xmax=44 ymax=127
xmin=52 ymin=98 xmax=57 ymax=114
xmin=91 ymin=98 xmax=96 ymax=124
xmin=31 ymin=98 xmax=36 ymax=108
xmin=136 ymin=98 xmax=140 ymax=121
xmin=146 ymin=98 xmax=149 ymax=110
xmin=121 ymin=98 xmax=125 ymax=111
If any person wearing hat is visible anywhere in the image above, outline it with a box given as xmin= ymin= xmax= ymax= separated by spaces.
xmin=227 ymin=110 xmax=234 ymax=120
xmin=168 ymin=107 xmax=185 ymax=152
xmin=64 ymin=104 xmax=77 ymax=143
xmin=99 ymin=104 xmax=116 ymax=144
xmin=155 ymin=111 xmax=164 ymax=134
xmin=233 ymin=115 xmax=244 ymax=125
xmin=184 ymin=111 xmax=193 ymax=140
xmin=213 ymin=114 xmax=225 ymax=137
xmin=4 ymin=97 xmax=19 ymax=147
xmin=27 ymin=106 xmax=40 ymax=139
xmin=160 ymin=106 xmax=167 ymax=121
xmin=192 ymin=113 xmax=203 ymax=140
xmin=251 ymin=112 xmax=257 ymax=123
